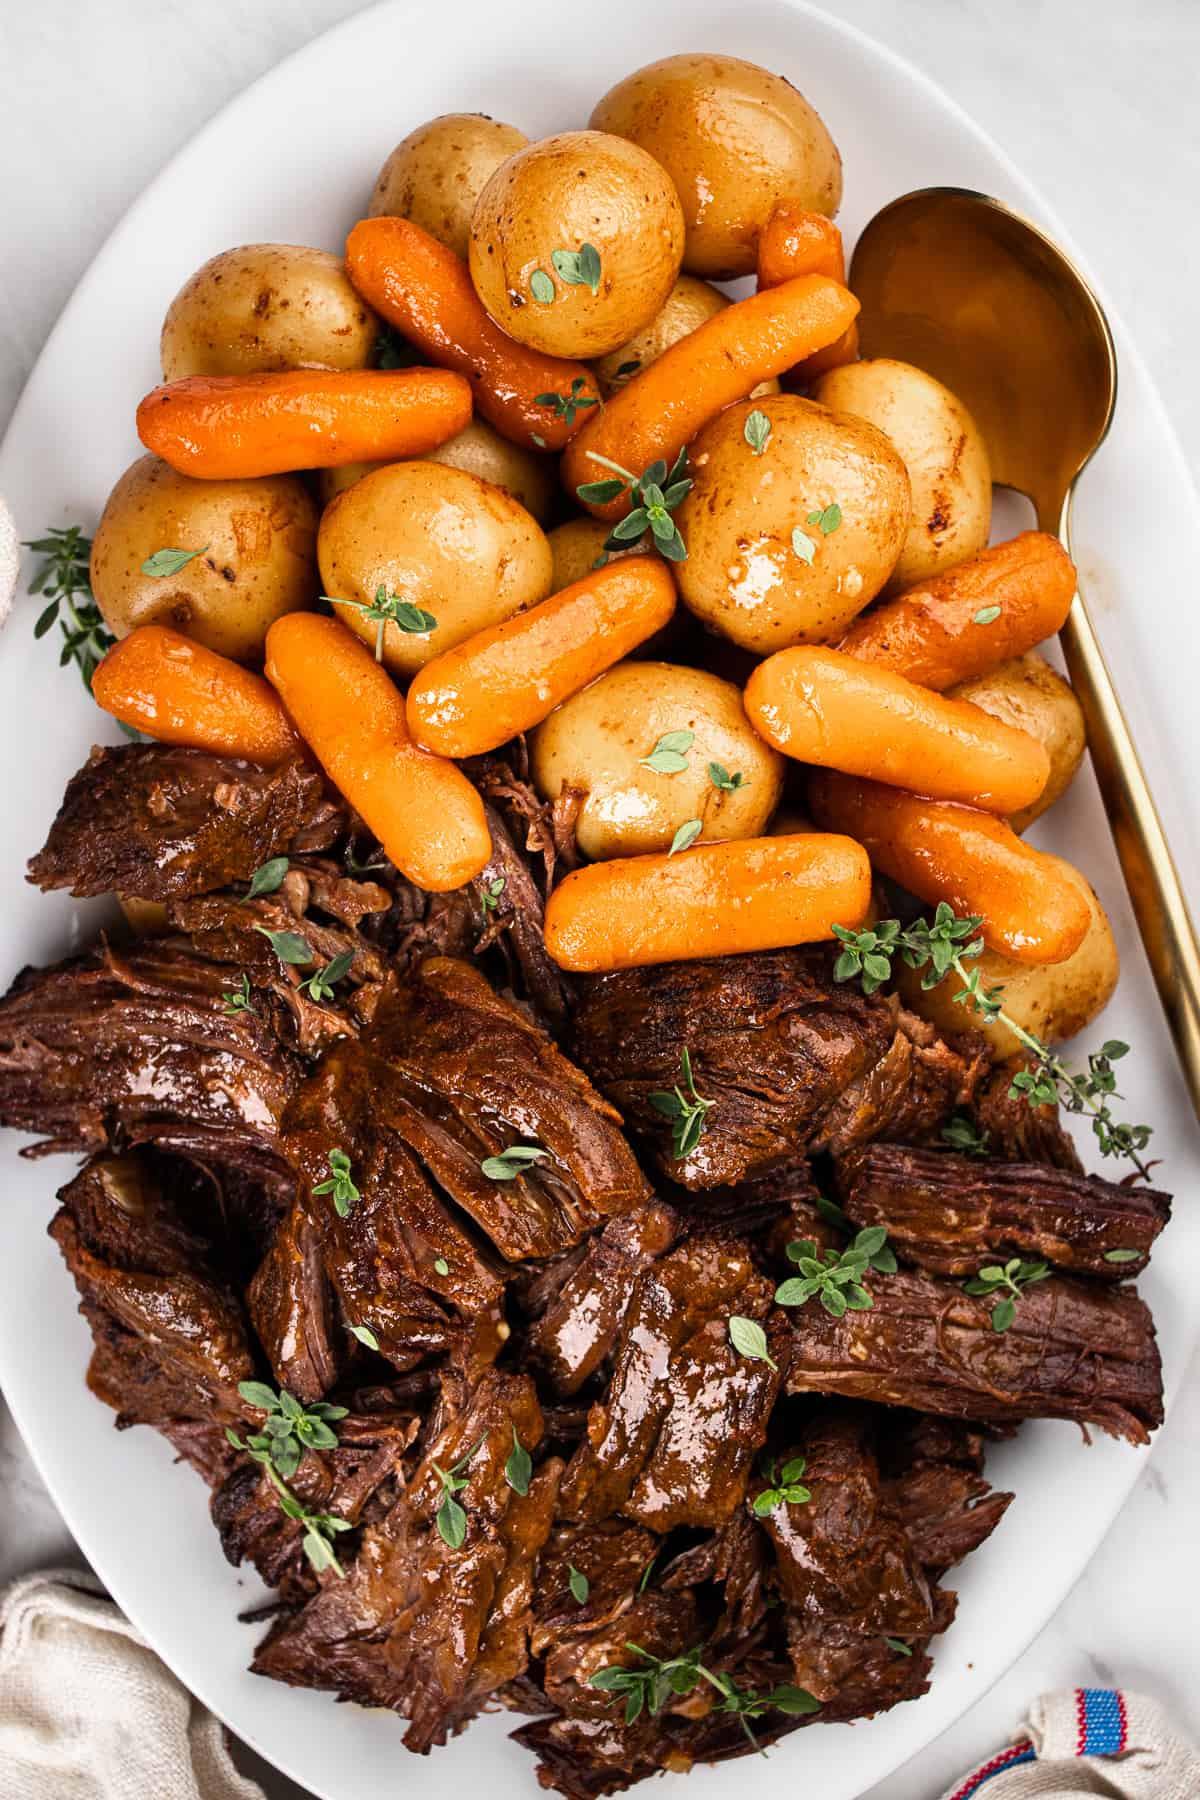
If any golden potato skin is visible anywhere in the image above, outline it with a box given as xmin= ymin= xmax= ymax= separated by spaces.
xmin=813 ymin=360 xmax=991 ymax=593
xmin=531 ymin=661 xmax=783 ymax=860
xmin=160 ymin=245 xmax=379 ymax=381
xmin=547 ymin=518 xmax=644 ymax=590
xmin=591 ymin=274 xmax=779 ymax=399
xmin=317 ymin=461 xmax=552 ymax=676
xmin=896 ymin=854 xmax=1118 ymax=1056
xmin=590 ymin=54 xmax=842 ymax=279
xmin=951 ymin=653 xmax=1086 ymax=832
xmin=469 ymin=130 xmax=685 ymax=358
xmin=674 ymin=395 xmax=911 ymax=654
xmin=315 ymin=420 xmax=555 ymax=521
xmin=368 ymin=113 xmax=528 ymax=261
xmin=90 ymin=454 xmax=319 ymax=663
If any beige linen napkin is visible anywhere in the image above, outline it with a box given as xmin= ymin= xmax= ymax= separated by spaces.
xmin=0 ymin=1570 xmax=264 ymax=1799
xmin=937 ymin=1688 xmax=1200 ymax=1800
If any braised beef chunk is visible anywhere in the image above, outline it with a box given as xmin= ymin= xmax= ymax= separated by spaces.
xmin=972 ymin=1061 xmax=1083 ymax=1170
xmin=882 ymin=1461 xmax=1013 ymax=1573
xmin=368 ymin=957 xmax=651 ymax=1256
xmin=561 ymin=1235 xmax=785 ymax=1529
xmin=51 ymin=1160 xmax=255 ymax=1426
xmin=0 ymin=938 xmax=301 ymax=1179
xmin=247 ymin=1202 xmax=339 ymax=1403
xmin=28 ymin=746 xmax=342 ymax=900
xmin=574 ymin=951 xmax=980 ymax=1189
xmin=786 ymin=1270 xmax=1164 ymax=1442
xmin=836 ymin=1143 xmax=1170 ymax=1280
xmin=252 ymin=1371 xmax=560 ymax=1751
xmin=527 ymin=1202 xmax=680 ymax=1395
xmin=282 ymin=1040 xmax=502 ymax=1373
xmin=474 ymin=803 xmax=576 ymax=1031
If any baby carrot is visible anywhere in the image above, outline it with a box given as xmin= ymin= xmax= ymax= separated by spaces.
xmin=264 ymin=613 xmax=490 ymax=891
xmin=756 ymin=202 xmax=859 ymax=381
xmin=837 ymin=532 xmax=1077 ymax=690
xmin=543 ymin=833 xmax=872 ymax=972
xmin=808 ymin=771 xmax=1092 ymax=964
xmin=345 ymin=217 xmax=601 ymax=451
xmin=92 ymin=625 xmax=301 ymax=764
xmin=406 ymin=557 xmax=676 ymax=758
xmin=562 ymin=275 xmax=861 ymax=519
xmin=745 ymin=645 xmax=1050 ymax=814
xmin=136 ymin=367 xmax=472 ymax=479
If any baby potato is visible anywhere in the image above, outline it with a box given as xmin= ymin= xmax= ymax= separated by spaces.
xmin=813 ymin=360 xmax=991 ymax=592
xmin=531 ymin=661 xmax=783 ymax=860
xmin=591 ymin=273 xmax=781 ymax=399
xmin=160 ymin=245 xmax=379 ymax=381
xmin=90 ymin=453 xmax=318 ymax=663
xmin=895 ymin=854 xmax=1118 ymax=1056
xmin=590 ymin=54 xmax=842 ymax=280
xmin=317 ymin=460 xmax=552 ymax=677
xmin=315 ymin=419 xmax=555 ymax=521
xmin=951 ymin=653 xmax=1086 ymax=832
xmin=469 ymin=129 xmax=685 ymax=359
xmin=547 ymin=518 xmax=645 ymax=590
xmin=674 ymin=395 xmax=911 ymax=654
xmin=367 ymin=113 xmax=528 ymax=261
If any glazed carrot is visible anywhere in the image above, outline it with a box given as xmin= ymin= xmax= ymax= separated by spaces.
xmin=745 ymin=645 xmax=1050 ymax=814
xmin=345 ymin=217 xmax=601 ymax=452
xmin=562 ymin=275 xmax=861 ymax=519
xmin=756 ymin=202 xmax=859 ymax=381
xmin=808 ymin=772 xmax=1092 ymax=965
xmin=407 ymin=558 xmax=676 ymax=758
xmin=837 ymin=533 xmax=1077 ymax=690
xmin=264 ymin=613 xmax=490 ymax=891
xmin=92 ymin=625 xmax=301 ymax=764
xmin=136 ymin=367 xmax=473 ymax=479
xmin=543 ymin=834 xmax=871 ymax=972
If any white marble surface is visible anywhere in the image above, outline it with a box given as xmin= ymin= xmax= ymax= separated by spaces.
xmin=1 ymin=3 xmax=1198 ymax=1796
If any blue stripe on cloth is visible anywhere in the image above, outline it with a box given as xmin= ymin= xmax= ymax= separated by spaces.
xmin=1081 ymin=1688 xmax=1125 ymax=1756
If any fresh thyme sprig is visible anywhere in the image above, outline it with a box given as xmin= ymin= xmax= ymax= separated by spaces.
xmin=480 ymin=1143 xmax=549 ymax=1182
xmin=299 ymin=950 xmax=355 ymax=1003
xmin=313 ymin=1148 xmax=360 ymax=1218
xmin=235 ymin=1380 xmax=348 ymax=1480
xmin=225 ymin=1430 xmax=351 ymax=1575
xmin=577 ymin=448 xmax=691 ymax=563
xmin=221 ymin=972 xmax=255 ymax=1016
xmin=244 ymin=857 xmax=289 ymax=901
xmin=534 ymin=376 xmax=598 ymax=427
xmin=832 ymin=904 xmax=1153 ymax=1176
xmin=774 ymin=1227 xmax=896 ymax=1318
xmin=648 ymin=1047 xmax=713 ymax=1159
xmin=590 ymin=1643 xmax=818 ymax=1746
xmin=26 ymin=526 xmax=116 ymax=692
xmin=941 ymin=1115 xmax=990 ymax=1156
xmin=432 ymin=1434 xmax=487 ymax=1548
xmin=325 ymin=585 xmax=437 ymax=661
xmin=964 ymin=1257 xmax=1050 ymax=1332
xmin=751 ymin=1455 xmax=811 ymax=1516
xmin=479 ymin=876 xmax=506 ymax=917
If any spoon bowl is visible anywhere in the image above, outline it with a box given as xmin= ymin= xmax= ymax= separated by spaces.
xmin=849 ymin=187 xmax=1200 ymax=1116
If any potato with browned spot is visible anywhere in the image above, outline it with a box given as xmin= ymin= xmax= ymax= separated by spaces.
xmin=590 ymin=54 xmax=842 ymax=279
xmin=814 ymin=360 xmax=991 ymax=592
xmin=316 ymin=418 xmax=555 ymax=521
xmin=895 ymin=854 xmax=1118 ymax=1056
xmin=89 ymin=454 xmax=319 ymax=664
xmin=673 ymin=394 xmax=911 ymax=654
xmin=160 ymin=245 xmax=380 ymax=381
xmin=591 ymin=274 xmax=780 ymax=399
xmin=531 ymin=661 xmax=783 ymax=860
xmin=317 ymin=460 xmax=552 ymax=677
xmin=368 ymin=113 xmax=528 ymax=260
xmin=950 ymin=653 xmax=1086 ymax=832
xmin=469 ymin=130 xmax=685 ymax=359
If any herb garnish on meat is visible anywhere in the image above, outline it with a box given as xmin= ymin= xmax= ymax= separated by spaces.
xmin=480 ymin=1143 xmax=549 ymax=1182
xmin=833 ymin=904 xmax=1153 ymax=1175
xmin=774 ymin=1228 xmax=897 ymax=1318
xmin=225 ymin=1429 xmax=352 ymax=1575
xmin=244 ymin=857 xmax=289 ymax=900
xmin=751 ymin=1455 xmax=811 ymax=1516
xmin=433 ymin=1435 xmax=487 ymax=1548
xmin=591 ymin=1642 xmax=819 ymax=1745
xmin=236 ymin=1379 xmax=348 ymax=1479
xmin=648 ymin=1046 xmax=713 ymax=1158
xmin=312 ymin=1148 xmax=360 ymax=1218
xmin=964 ymin=1258 xmax=1051 ymax=1332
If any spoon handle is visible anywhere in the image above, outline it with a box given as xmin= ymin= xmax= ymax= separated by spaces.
xmin=1058 ymin=578 xmax=1200 ymax=1121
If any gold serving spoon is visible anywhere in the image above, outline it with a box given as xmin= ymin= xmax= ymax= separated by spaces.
xmin=849 ymin=187 xmax=1200 ymax=1120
